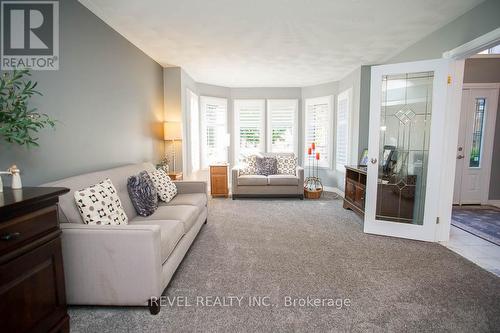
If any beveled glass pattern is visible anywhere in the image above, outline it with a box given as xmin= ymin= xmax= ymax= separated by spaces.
xmin=376 ymin=72 xmax=434 ymax=225
xmin=469 ymin=98 xmax=486 ymax=168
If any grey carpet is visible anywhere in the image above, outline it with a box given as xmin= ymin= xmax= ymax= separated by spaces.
xmin=69 ymin=193 xmax=500 ymax=332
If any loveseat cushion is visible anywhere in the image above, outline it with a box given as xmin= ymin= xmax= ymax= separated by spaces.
xmin=132 ymin=205 xmax=199 ymax=233
xmin=238 ymin=175 xmax=268 ymax=186
xmin=255 ymin=156 xmax=277 ymax=176
xmin=164 ymin=193 xmax=207 ymax=209
xmin=268 ymin=175 xmax=299 ymax=186
xmin=148 ymin=169 xmax=177 ymax=202
xmin=127 ymin=171 xmax=158 ymax=217
xmin=130 ymin=219 xmax=184 ymax=264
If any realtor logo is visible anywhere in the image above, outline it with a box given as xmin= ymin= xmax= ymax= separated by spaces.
xmin=1 ymin=0 xmax=59 ymax=70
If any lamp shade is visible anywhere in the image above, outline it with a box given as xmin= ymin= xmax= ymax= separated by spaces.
xmin=164 ymin=121 xmax=182 ymax=141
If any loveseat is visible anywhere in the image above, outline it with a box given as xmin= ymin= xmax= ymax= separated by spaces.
xmin=43 ymin=163 xmax=207 ymax=314
xmin=232 ymin=153 xmax=304 ymax=199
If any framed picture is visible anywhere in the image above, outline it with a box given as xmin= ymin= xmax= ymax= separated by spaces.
xmin=359 ymin=149 xmax=369 ymax=166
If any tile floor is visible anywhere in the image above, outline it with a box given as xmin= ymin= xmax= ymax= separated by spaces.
xmin=442 ymin=226 xmax=500 ymax=277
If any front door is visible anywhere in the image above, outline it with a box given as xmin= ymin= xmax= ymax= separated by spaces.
xmin=364 ymin=58 xmax=453 ymax=242
xmin=453 ymin=86 xmax=499 ymax=205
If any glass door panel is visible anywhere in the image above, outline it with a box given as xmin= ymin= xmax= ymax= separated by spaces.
xmin=376 ymin=72 xmax=433 ymax=225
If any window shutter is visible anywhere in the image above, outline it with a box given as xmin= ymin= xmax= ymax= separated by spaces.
xmin=267 ymin=99 xmax=298 ymax=154
xmin=304 ymin=96 xmax=333 ymax=168
xmin=200 ymin=96 xmax=228 ymax=168
xmin=234 ymin=100 xmax=265 ymax=160
xmin=336 ymin=90 xmax=350 ymax=171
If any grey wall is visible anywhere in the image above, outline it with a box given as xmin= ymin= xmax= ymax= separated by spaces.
xmin=463 ymin=58 xmax=500 ymax=200
xmin=387 ymin=0 xmax=500 ymax=63
xmin=358 ymin=66 xmax=371 ymax=159
xmin=0 ymin=0 xmax=164 ymax=186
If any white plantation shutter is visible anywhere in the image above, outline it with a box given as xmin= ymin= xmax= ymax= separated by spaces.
xmin=188 ymin=90 xmax=200 ymax=173
xmin=267 ymin=99 xmax=298 ymax=154
xmin=336 ymin=89 xmax=351 ymax=172
xmin=200 ymin=96 xmax=228 ymax=168
xmin=234 ymin=99 xmax=265 ymax=160
xmin=304 ymin=96 xmax=333 ymax=168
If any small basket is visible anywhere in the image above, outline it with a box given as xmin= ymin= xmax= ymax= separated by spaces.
xmin=304 ymin=176 xmax=323 ymax=199
xmin=304 ymin=188 xmax=323 ymax=199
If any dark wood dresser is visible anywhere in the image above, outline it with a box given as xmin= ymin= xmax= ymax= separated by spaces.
xmin=343 ymin=166 xmax=367 ymax=216
xmin=0 ymin=187 xmax=70 ymax=333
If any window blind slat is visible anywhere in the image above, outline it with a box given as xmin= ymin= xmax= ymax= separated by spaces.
xmin=201 ymin=96 xmax=228 ymax=168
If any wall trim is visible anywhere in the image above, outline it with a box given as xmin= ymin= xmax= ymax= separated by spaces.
xmin=443 ymin=27 xmax=500 ymax=60
xmin=488 ymin=200 xmax=500 ymax=208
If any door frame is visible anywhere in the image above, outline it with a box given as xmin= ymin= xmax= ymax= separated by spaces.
xmin=364 ymin=58 xmax=453 ymax=242
xmin=455 ymin=83 xmax=500 ymax=205
xmin=435 ymin=27 xmax=500 ymax=242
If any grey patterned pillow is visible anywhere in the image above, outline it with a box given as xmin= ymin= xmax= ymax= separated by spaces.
xmin=255 ymin=156 xmax=277 ymax=176
xmin=127 ymin=171 xmax=158 ymax=217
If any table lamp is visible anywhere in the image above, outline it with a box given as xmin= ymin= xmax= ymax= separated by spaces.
xmin=164 ymin=121 xmax=182 ymax=172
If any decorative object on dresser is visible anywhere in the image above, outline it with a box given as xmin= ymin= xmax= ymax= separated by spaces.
xmin=0 ymin=164 xmax=23 ymax=192
xmin=0 ymin=186 xmax=70 ymax=333
xmin=210 ymin=164 xmax=229 ymax=197
xmin=304 ymin=142 xmax=323 ymax=199
xmin=343 ymin=166 xmax=367 ymax=216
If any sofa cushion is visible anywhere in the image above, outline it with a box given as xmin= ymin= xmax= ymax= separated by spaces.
xmin=127 ymin=171 xmax=158 ymax=217
xmin=163 ymin=193 xmax=207 ymax=209
xmin=255 ymin=156 xmax=277 ymax=176
xmin=74 ymin=178 xmax=128 ymax=225
xmin=268 ymin=175 xmax=299 ymax=186
xmin=132 ymin=205 xmax=199 ymax=233
xmin=238 ymin=175 xmax=268 ymax=186
xmin=130 ymin=219 xmax=184 ymax=264
xmin=148 ymin=169 xmax=178 ymax=202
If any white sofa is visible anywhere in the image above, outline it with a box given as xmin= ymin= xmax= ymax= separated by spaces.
xmin=44 ymin=163 xmax=207 ymax=314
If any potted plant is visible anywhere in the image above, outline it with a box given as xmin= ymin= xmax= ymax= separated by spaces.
xmin=0 ymin=69 xmax=55 ymax=147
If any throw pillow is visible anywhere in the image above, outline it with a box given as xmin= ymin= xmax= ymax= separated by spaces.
xmin=74 ymin=178 xmax=128 ymax=225
xmin=239 ymin=155 xmax=258 ymax=175
xmin=255 ymin=156 xmax=278 ymax=176
xmin=148 ymin=169 xmax=177 ymax=202
xmin=127 ymin=171 xmax=158 ymax=217
xmin=276 ymin=154 xmax=297 ymax=175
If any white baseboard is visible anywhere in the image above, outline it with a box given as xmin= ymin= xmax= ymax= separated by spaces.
xmin=487 ymin=200 xmax=500 ymax=208
xmin=323 ymin=186 xmax=344 ymax=197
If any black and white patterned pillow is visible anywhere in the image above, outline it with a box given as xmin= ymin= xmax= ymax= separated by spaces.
xmin=148 ymin=169 xmax=177 ymax=202
xmin=74 ymin=178 xmax=128 ymax=225
xmin=255 ymin=156 xmax=278 ymax=176
xmin=276 ymin=154 xmax=297 ymax=175
xmin=240 ymin=155 xmax=257 ymax=175
xmin=127 ymin=171 xmax=158 ymax=217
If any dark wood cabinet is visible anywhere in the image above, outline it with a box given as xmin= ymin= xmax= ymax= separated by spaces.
xmin=0 ymin=187 xmax=70 ymax=333
xmin=343 ymin=166 xmax=367 ymax=216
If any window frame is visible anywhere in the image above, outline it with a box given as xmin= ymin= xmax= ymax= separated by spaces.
xmin=303 ymin=95 xmax=334 ymax=169
xmin=200 ymin=96 xmax=228 ymax=169
xmin=335 ymin=88 xmax=353 ymax=172
xmin=266 ymin=99 xmax=299 ymax=155
xmin=187 ymin=89 xmax=200 ymax=173
xmin=233 ymin=99 xmax=266 ymax=161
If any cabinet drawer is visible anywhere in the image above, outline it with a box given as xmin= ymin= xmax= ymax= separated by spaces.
xmin=345 ymin=181 xmax=356 ymax=201
xmin=354 ymin=186 xmax=365 ymax=208
xmin=210 ymin=166 xmax=227 ymax=175
xmin=0 ymin=206 xmax=58 ymax=255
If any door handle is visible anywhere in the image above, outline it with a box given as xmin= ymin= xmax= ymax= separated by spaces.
xmin=370 ymin=158 xmax=377 ymax=164
xmin=457 ymin=155 xmax=464 ymax=159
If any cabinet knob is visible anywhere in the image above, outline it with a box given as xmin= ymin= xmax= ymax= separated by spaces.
xmin=1 ymin=232 xmax=21 ymax=241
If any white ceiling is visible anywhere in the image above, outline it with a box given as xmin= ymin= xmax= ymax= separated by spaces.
xmin=80 ymin=0 xmax=483 ymax=87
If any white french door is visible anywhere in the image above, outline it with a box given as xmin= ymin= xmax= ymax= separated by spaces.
xmin=364 ymin=58 xmax=453 ymax=242
xmin=453 ymin=86 xmax=499 ymax=205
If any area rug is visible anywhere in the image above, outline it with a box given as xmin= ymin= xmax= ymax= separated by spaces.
xmin=69 ymin=193 xmax=500 ymax=332
xmin=452 ymin=206 xmax=500 ymax=246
